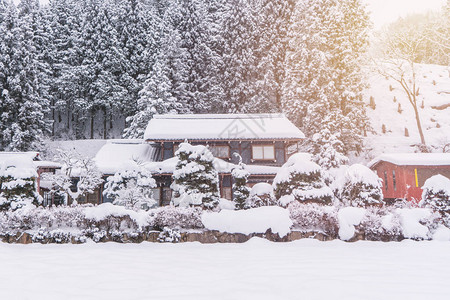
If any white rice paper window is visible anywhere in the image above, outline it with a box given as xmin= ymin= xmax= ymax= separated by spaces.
xmin=252 ymin=146 xmax=264 ymax=160
xmin=210 ymin=145 xmax=230 ymax=158
xmin=252 ymin=145 xmax=275 ymax=160
xmin=263 ymin=146 xmax=275 ymax=160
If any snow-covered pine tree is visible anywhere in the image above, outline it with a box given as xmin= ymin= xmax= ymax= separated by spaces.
xmin=340 ymin=164 xmax=383 ymax=207
xmin=309 ymin=115 xmax=349 ymax=170
xmin=0 ymin=157 xmax=41 ymax=211
xmin=231 ymin=153 xmax=250 ymax=210
xmin=103 ymin=161 xmax=157 ymax=210
xmin=174 ymin=0 xmax=222 ymax=113
xmin=69 ymin=0 xmax=126 ymax=139
xmin=282 ymin=0 xmax=370 ymax=166
xmin=0 ymin=1 xmax=51 ymax=151
xmin=215 ymin=0 xmax=258 ymax=113
xmin=45 ymin=0 xmax=82 ymax=138
xmin=114 ymin=0 xmax=159 ymax=121
xmin=247 ymin=0 xmax=295 ymax=112
xmin=171 ymin=142 xmax=219 ymax=210
xmin=123 ymin=1 xmax=189 ymax=139
xmin=273 ymin=153 xmax=333 ymax=205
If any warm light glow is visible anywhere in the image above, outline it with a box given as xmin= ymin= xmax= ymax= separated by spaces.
xmin=363 ymin=0 xmax=447 ymax=29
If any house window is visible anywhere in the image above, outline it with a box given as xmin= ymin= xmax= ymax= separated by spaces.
xmin=209 ymin=145 xmax=230 ymax=159
xmin=392 ymin=170 xmax=396 ymax=191
xmin=384 ymin=171 xmax=388 ymax=191
xmin=252 ymin=145 xmax=275 ymax=160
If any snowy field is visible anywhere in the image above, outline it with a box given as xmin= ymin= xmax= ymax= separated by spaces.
xmin=1 ymin=239 xmax=450 ymax=300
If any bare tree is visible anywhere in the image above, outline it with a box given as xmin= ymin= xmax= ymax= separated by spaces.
xmin=376 ymin=28 xmax=427 ymax=146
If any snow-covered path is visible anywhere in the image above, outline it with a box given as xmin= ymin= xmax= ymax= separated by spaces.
xmin=1 ymin=239 xmax=449 ymax=300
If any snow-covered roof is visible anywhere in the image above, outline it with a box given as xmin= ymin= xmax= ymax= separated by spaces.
xmin=0 ymin=151 xmax=40 ymax=162
xmin=0 ymin=152 xmax=61 ymax=170
xmin=0 ymin=152 xmax=39 ymax=178
xmin=369 ymin=153 xmax=450 ymax=168
xmin=94 ymin=140 xmax=159 ymax=174
xmin=144 ymin=114 xmax=305 ymax=141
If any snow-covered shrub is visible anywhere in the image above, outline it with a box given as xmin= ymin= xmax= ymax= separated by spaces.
xmin=41 ymin=150 xmax=103 ymax=204
xmin=171 ymin=142 xmax=219 ymax=209
xmin=103 ymin=161 xmax=157 ymax=210
xmin=0 ymin=158 xmax=41 ymax=211
xmin=421 ymin=175 xmax=450 ymax=225
xmin=158 ymin=227 xmax=181 ymax=243
xmin=287 ymin=201 xmax=338 ymax=237
xmin=245 ymin=183 xmax=277 ymax=209
xmin=32 ymin=229 xmax=72 ymax=244
xmin=358 ymin=207 xmax=402 ymax=241
xmin=151 ymin=206 xmax=203 ymax=230
xmin=339 ymin=164 xmax=383 ymax=207
xmin=273 ymin=153 xmax=333 ymax=205
xmin=231 ymin=154 xmax=250 ymax=210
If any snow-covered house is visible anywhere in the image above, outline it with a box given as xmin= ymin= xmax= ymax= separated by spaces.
xmin=90 ymin=114 xmax=304 ymax=206
xmin=368 ymin=153 xmax=450 ymax=202
xmin=143 ymin=114 xmax=305 ymax=204
xmin=0 ymin=152 xmax=61 ymax=205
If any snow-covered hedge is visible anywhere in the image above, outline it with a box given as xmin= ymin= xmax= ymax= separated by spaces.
xmin=151 ymin=206 xmax=203 ymax=230
xmin=287 ymin=201 xmax=338 ymax=237
xmin=0 ymin=203 xmax=448 ymax=243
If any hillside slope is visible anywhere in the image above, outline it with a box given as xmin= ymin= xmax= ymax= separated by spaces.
xmin=360 ymin=63 xmax=450 ymax=163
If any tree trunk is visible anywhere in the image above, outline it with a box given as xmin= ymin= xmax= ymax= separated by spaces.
xmin=103 ymin=107 xmax=107 ymax=140
xmin=412 ymin=104 xmax=426 ymax=145
xmin=90 ymin=110 xmax=94 ymax=139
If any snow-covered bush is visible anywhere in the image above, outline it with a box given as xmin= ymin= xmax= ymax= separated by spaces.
xmin=231 ymin=154 xmax=250 ymax=210
xmin=41 ymin=150 xmax=103 ymax=204
xmin=0 ymin=158 xmax=41 ymax=211
xmin=151 ymin=206 xmax=203 ymax=230
xmin=339 ymin=164 xmax=383 ymax=207
xmin=287 ymin=201 xmax=338 ymax=237
xmin=358 ymin=207 xmax=402 ymax=241
xmin=158 ymin=227 xmax=181 ymax=243
xmin=171 ymin=142 xmax=219 ymax=209
xmin=421 ymin=175 xmax=450 ymax=225
xmin=273 ymin=153 xmax=333 ymax=205
xmin=245 ymin=183 xmax=277 ymax=209
xmin=103 ymin=161 xmax=157 ymax=210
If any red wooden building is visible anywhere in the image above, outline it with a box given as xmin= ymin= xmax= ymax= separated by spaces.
xmin=369 ymin=153 xmax=450 ymax=202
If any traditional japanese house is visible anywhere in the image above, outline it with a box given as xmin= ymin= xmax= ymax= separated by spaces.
xmin=90 ymin=114 xmax=304 ymax=206
xmin=0 ymin=152 xmax=61 ymax=205
xmin=368 ymin=153 xmax=450 ymax=202
xmin=143 ymin=114 xmax=305 ymax=203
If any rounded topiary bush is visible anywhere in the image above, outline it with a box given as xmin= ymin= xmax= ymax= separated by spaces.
xmin=340 ymin=164 xmax=383 ymax=207
xmin=421 ymin=174 xmax=450 ymax=225
xmin=273 ymin=153 xmax=333 ymax=205
xmin=245 ymin=183 xmax=277 ymax=209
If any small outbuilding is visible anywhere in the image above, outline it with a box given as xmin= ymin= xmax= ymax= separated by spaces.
xmin=368 ymin=153 xmax=450 ymax=202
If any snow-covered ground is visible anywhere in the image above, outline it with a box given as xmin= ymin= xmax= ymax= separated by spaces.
xmin=1 ymin=239 xmax=449 ymax=300
xmin=361 ymin=63 xmax=450 ymax=162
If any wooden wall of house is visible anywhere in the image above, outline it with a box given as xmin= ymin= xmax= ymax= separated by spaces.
xmin=373 ymin=162 xmax=450 ymax=201
xmin=159 ymin=140 xmax=287 ymax=166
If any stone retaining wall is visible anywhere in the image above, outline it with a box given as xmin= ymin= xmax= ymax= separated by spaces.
xmin=1 ymin=230 xmax=341 ymax=245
